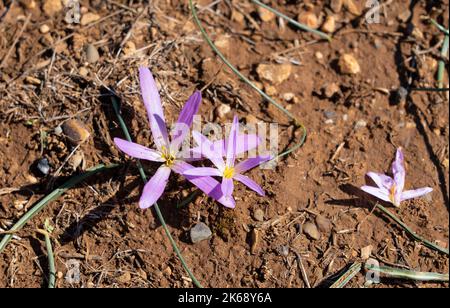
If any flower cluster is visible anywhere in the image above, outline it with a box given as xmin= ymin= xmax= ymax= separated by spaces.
xmin=114 ymin=67 xmax=271 ymax=209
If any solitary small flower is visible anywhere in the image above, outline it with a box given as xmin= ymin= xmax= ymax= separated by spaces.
xmin=114 ymin=67 xmax=259 ymax=209
xmin=183 ymin=115 xmax=272 ymax=201
xmin=361 ymin=148 xmax=433 ymax=207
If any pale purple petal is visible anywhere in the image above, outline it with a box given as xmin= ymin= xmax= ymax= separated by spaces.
xmin=221 ymin=177 xmax=234 ymax=198
xmin=360 ymin=185 xmax=392 ymax=203
xmin=183 ymin=167 xmax=222 ymax=177
xmin=172 ymin=161 xmax=235 ymax=208
xmin=188 ymin=133 xmax=261 ymax=160
xmin=139 ymin=67 xmax=169 ymax=150
xmin=226 ymin=116 xmax=239 ymax=167
xmin=192 ymin=131 xmax=225 ymax=170
xmin=235 ymin=155 xmax=273 ymax=174
xmin=392 ymin=148 xmax=406 ymax=193
xmin=114 ymin=138 xmax=164 ymax=162
xmin=366 ymin=172 xmax=394 ymax=190
xmin=170 ymin=91 xmax=202 ymax=152
xmin=401 ymin=187 xmax=433 ymax=201
xmin=234 ymin=174 xmax=265 ymax=196
xmin=139 ymin=166 xmax=171 ymax=209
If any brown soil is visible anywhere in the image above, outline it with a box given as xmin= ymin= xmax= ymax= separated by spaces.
xmin=0 ymin=0 xmax=448 ymax=288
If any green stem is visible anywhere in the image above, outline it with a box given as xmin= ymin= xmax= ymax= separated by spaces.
xmin=365 ymin=263 xmax=449 ymax=282
xmin=430 ymin=19 xmax=449 ymax=36
xmin=437 ymin=34 xmax=449 ymax=88
xmin=0 ymin=164 xmax=119 ymax=254
xmin=375 ymin=203 xmax=449 ymax=255
xmin=44 ymin=232 xmax=56 ymax=288
xmin=111 ymin=97 xmax=203 ymax=288
xmin=189 ymin=0 xmax=307 ymax=160
xmin=251 ymin=0 xmax=332 ymax=41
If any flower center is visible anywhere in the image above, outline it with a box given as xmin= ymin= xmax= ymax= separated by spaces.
xmin=389 ymin=183 xmax=397 ymax=204
xmin=223 ymin=166 xmax=235 ymax=179
xmin=161 ymin=146 xmax=176 ymax=167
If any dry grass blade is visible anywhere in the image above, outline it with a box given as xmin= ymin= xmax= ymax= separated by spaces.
xmin=330 ymin=262 xmax=362 ymax=288
xmin=365 ymin=263 xmax=449 ymax=282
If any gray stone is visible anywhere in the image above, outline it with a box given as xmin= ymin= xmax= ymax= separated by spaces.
xmin=190 ymin=222 xmax=212 ymax=243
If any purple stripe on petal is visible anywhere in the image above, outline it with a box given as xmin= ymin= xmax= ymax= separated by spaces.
xmin=192 ymin=131 xmax=225 ymax=170
xmin=183 ymin=167 xmax=222 ymax=177
xmin=139 ymin=67 xmax=169 ymax=150
xmin=221 ymin=177 xmax=234 ymax=199
xmin=170 ymin=91 xmax=202 ymax=152
xmin=234 ymin=174 xmax=265 ymax=196
xmin=226 ymin=116 xmax=239 ymax=167
xmin=366 ymin=172 xmax=394 ymax=190
xmin=114 ymin=138 xmax=164 ymax=162
xmin=235 ymin=155 xmax=273 ymax=174
xmin=172 ymin=161 xmax=235 ymax=208
xmin=139 ymin=166 xmax=171 ymax=209
xmin=360 ymin=185 xmax=392 ymax=203
xmin=401 ymin=187 xmax=433 ymax=202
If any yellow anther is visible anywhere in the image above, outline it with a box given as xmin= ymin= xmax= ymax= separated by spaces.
xmin=160 ymin=146 xmax=175 ymax=167
xmin=223 ymin=166 xmax=235 ymax=179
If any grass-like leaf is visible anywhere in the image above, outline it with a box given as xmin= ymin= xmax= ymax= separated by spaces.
xmin=365 ymin=263 xmax=449 ymax=282
xmin=330 ymin=262 xmax=362 ymax=288
xmin=0 ymin=164 xmax=119 ymax=254
xmin=375 ymin=203 xmax=449 ymax=255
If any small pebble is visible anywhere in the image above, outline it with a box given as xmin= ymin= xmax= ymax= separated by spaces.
xmin=323 ymin=83 xmax=340 ymax=98
xmin=253 ymin=208 xmax=265 ymax=222
xmin=62 ymin=119 xmax=90 ymax=145
xmin=303 ymin=221 xmax=320 ymax=240
xmin=215 ymin=103 xmax=231 ymax=119
xmin=338 ymin=53 xmax=361 ymax=75
xmin=79 ymin=67 xmax=89 ymax=77
xmin=361 ymin=245 xmax=373 ymax=260
xmin=257 ymin=6 xmax=276 ymax=22
xmin=315 ymin=51 xmax=324 ymax=60
xmin=330 ymin=0 xmax=343 ymax=13
xmin=80 ymin=12 xmax=101 ymax=26
xmin=344 ymin=0 xmax=361 ymax=15
xmin=86 ymin=44 xmax=99 ymax=64
xmin=315 ymin=215 xmax=332 ymax=233
xmin=298 ymin=12 xmax=319 ymax=29
xmin=54 ymin=126 xmax=63 ymax=135
xmin=324 ymin=111 xmax=336 ymax=120
xmin=190 ymin=222 xmax=212 ymax=243
xmin=395 ymin=87 xmax=408 ymax=104
xmin=355 ymin=119 xmax=367 ymax=129
xmin=116 ymin=272 xmax=131 ymax=283
xmin=279 ymin=245 xmax=289 ymax=257
xmin=37 ymin=158 xmax=50 ymax=175
xmin=39 ymin=24 xmax=50 ymax=34
xmin=321 ymin=15 xmax=336 ymax=33
xmin=257 ymin=63 xmax=292 ymax=85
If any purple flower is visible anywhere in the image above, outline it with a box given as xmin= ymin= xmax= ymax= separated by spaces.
xmin=361 ymin=148 xmax=433 ymax=207
xmin=114 ymin=67 xmax=259 ymax=209
xmin=183 ymin=115 xmax=272 ymax=201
